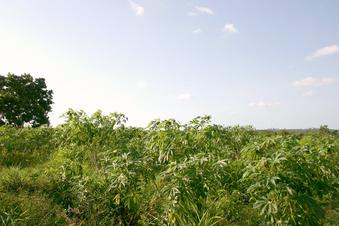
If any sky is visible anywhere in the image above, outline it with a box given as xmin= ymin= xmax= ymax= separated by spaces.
xmin=0 ymin=0 xmax=339 ymax=129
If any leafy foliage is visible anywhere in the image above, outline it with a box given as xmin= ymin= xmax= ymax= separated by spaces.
xmin=0 ymin=109 xmax=338 ymax=225
xmin=0 ymin=73 xmax=53 ymax=127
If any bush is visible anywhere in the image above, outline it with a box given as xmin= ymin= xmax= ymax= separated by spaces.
xmin=0 ymin=126 xmax=57 ymax=167
xmin=0 ymin=110 xmax=338 ymax=225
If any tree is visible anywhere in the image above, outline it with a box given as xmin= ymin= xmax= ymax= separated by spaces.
xmin=0 ymin=73 xmax=53 ymax=127
xmin=319 ymin=125 xmax=330 ymax=134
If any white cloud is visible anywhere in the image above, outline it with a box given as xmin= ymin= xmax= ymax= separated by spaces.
xmin=306 ymin=45 xmax=339 ymax=60
xmin=302 ymin=90 xmax=314 ymax=96
xmin=177 ymin=93 xmax=192 ymax=100
xmin=224 ymin=23 xmax=238 ymax=33
xmin=136 ymin=81 xmax=147 ymax=88
xmin=195 ymin=6 xmax=214 ymax=15
xmin=248 ymin=101 xmax=280 ymax=108
xmin=292 ymin=77 xmax=339 ymax=87
xmin=188 ymin=6 xmax=214 ymax=16
xmin=129 ymin=1 xmax=144 ymax=16
xmin=193 ymin=28 xmax=203 ymax=34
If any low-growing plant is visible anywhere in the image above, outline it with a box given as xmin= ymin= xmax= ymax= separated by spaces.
xmin=0 ymin=109 xmax=338 ymax=225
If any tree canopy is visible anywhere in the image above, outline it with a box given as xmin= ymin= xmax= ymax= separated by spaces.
xmin=0 ymin=73 xmax=53 ymax=127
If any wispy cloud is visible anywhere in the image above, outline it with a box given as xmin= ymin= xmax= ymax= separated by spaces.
xmin=223 ymin=23 xmax=238 ymax=33
xmin=188 ymin=6 xmax=214 ymax=16
xmin=177 ymin=93 xmax=192 ymax=100
xmin=248 ymin=101 xmax=280 ymax=108
xmin=302 ymin=90 xmax=314 ymax=97
xmin=193 ymin=28 xmax=203 ymax=34
xmin=195 ymin=6 xmax=214 ymax=15
xmin=306 ymin=45 xmax=339 ymax=60
xmin=129 ymin=1 xmax=144 ymax=16
xmin=292 ymin=77 xmax=339 ymax=87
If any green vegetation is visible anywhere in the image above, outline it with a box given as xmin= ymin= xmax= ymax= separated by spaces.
xmin=0 ymin=110 xmax=338 ymax=225
xmin=0 ymin=73 xmax=53 ymax=127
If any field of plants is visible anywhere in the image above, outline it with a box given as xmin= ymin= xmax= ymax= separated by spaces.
xmin=0 ymin=109 xmax=338 ymax=225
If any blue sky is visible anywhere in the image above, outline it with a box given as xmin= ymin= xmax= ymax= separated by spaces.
xmin=1 ymin=0 xmax=339 ymax=129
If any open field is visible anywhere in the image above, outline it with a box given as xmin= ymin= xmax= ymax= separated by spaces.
xmin=0 ymin=110 xmax=338 ymax=225
xmin=1 ymin=1 xmax=339 ymax=225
